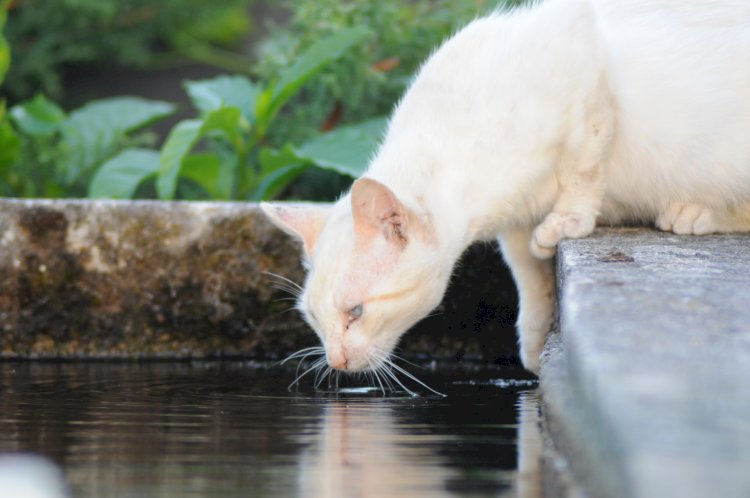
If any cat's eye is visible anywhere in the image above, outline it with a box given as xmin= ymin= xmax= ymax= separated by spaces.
xmin=348 ymin=304 xmax=363 ymax=320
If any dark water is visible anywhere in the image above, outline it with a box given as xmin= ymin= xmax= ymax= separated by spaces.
xmin=0 ymin=362 xmax=541 ymax=497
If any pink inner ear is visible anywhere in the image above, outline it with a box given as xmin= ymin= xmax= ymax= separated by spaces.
xmin=351 ymin=178 xmax=408 ymax=244
xmin=260 ymin=203 xmax=329 ymax=256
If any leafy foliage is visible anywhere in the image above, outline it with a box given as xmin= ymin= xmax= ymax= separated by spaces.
xmin=6 ymin=28 xmax=385 ymax=201
xmin=3 ymin=0 xmax=255 ymax=101
xmin=253 ymin=0 xmax=491 ymax=147
xmin=5 ymin=95 xmax=176 ymax=197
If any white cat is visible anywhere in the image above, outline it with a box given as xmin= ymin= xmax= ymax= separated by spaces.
xmin=262 ymin=0 xmax=750 ymax=374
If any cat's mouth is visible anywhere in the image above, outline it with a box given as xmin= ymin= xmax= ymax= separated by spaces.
xmin=282 ymin=345 xmax=444 ymax=396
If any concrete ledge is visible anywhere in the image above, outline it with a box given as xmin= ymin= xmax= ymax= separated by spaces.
xmin=0 ymin=199 xmax=311 ymax=358
xmin=541 ymin=228 xmax=750 ymax=498
xmin=0 ymin=199 xmax=519 ymax=360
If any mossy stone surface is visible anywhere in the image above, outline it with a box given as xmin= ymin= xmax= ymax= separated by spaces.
xmin=0 ymin=199 xmax=518 ymax=361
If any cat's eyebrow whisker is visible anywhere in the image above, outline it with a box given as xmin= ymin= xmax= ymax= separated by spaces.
xmin=269 ymin=283 xmax=302 ymax=298
xmin=263 ymin=271 xmax=304 ymax=290
xmin=273 ymin=296 xmax=299 ymax=303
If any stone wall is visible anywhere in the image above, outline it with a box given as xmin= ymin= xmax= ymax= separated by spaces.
xmin=0 ymin=199 xmax=519 ymax=361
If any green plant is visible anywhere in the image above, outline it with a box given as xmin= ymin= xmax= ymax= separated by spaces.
xmin=4 ymin=0 xmax=255 ymax=102
xmin=7 ymin=94 xmax=176 ymax=197
xmin=255 ymin=0 xmax=529 ymax=148
xmin=86 ymin=27 xmax=386 ymax=201
xmin=253 ymin=0 xmax=484 ymax=147
xmin=0 ymin=0 xmax=21 ymax=182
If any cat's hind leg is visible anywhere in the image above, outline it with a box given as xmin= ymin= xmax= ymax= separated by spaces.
xmin=499 ymin=229 xmax=555 ymax=374
xmin=657 ymin=201 xmax=750 ymax=235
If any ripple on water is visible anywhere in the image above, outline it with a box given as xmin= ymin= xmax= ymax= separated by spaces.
xmin=0 ymin=361 xmax=540 ymax=497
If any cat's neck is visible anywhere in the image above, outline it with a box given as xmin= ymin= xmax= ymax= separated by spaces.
xmin=364 ymin=150 xmax=557 ymax=259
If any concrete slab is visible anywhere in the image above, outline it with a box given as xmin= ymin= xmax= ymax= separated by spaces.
xmin=541 ymin=228 xmax=750 ymax=498
xmin=0 ymin=199 xmax=519 ymax=360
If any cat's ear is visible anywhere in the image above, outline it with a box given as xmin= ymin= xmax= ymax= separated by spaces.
xmin=260 ymin=203 xmax=331 ymax=256
xmin=351 ymin=178 xmax=409 ymax=245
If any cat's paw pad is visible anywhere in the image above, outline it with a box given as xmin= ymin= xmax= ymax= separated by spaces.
xmin=531 ymin=212 xmax=595 ymax=259
xmin=657 ymin=203 xmax=717 ymax=235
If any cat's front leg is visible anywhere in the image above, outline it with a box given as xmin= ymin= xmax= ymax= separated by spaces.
xmin=499 ymin=229 xmax=555 ymax=374
xmin=531 ymin=103 xmax=614 ymax=259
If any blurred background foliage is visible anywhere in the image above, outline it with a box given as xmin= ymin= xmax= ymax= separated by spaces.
xmin=4 ymin=0 xmax=253 ymax=102
xmin=0 ymin=0 xmax=524 ymax=202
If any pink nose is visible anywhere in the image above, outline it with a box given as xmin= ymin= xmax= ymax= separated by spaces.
xmin=328 ymin=348 xmax=348 ymax=370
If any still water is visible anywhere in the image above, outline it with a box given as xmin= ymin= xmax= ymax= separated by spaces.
xmin=0 ymin=361 xmax=541 ymax=497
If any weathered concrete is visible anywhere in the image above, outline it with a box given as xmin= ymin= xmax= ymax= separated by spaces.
xmin=541 ymin=228 xmax=750 ymax=498
xmin=0 ymin=199 xmax=518 ymax=360
xmin=0 ymin=199 xmax=311 ymax=358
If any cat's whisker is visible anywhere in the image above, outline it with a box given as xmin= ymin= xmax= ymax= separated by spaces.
xmin=288 ymin=357 xmax=328 ymax=391
xmin=314 ymin=366 xmax=333 ymax=389
xmin=269 ymin=283 xmax=302 ymax=299
xmin=384 ymin=359 xmax=447 ymax=397
xmin=273 ymin=296 xmax=299 ymax=303
xmin=368 ymin=360 xmax=388 ymax=396
xmin=295 ymin=351 xmax=325 ymax=378
xmin=380 ymin=366 xmax=418 ymax=397
xmin=264 ymin=271 xmax=303 ymax=291
xmin=279 ymin=346 xmax=325 ymax=365
xmin=391 ymin=354 xmax=424 ymax=370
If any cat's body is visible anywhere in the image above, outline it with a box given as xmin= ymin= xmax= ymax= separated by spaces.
xmin=263 ymin=0 xmax=750 ymax=374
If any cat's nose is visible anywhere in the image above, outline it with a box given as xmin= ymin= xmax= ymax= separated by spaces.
xmin=327 ymin=348 xmax=348 ymax=370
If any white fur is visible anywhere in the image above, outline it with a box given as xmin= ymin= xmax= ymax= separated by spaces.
xmin=263 ymin=0 xmax=750 ymax=374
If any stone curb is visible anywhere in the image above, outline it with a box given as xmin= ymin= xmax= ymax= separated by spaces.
xmin=541 ymin=228 xmax=750 ymax=498
xmin=0 ymin=199 xmax=519 ymax=361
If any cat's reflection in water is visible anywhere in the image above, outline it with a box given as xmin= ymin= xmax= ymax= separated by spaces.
xmin=516 ymin=391 xmax=543 ymax=498
xmin=297 ymin=401 xmax=455 ymax=498
xmin=296 ymin=391 xmax=543 ymax=498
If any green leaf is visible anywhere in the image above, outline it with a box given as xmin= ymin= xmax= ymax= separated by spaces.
xmin=201 ymin=106 xmax=242 ymax=146
xmin=294 ymin=117 xmax=387 ymax=177
xmin=184 ymin=75 xmax=258 ymax=123
xmin=156 ymin=119 xmax=202 ymax=200
xmin=0 ymin=1 xmax=9 ymax=86
xmin=156 ymin=107 xmax=243 ymax=199
xmin=252 ymin=162 xmax=307 ymax=201
xmin=61 ymin=97 xmax=176 ymax=185
xmin=10 ymin=94 xmax=66 ymax=136
xmin=259 ymin=144 xmax=301 ymax=175
xmin=265 ymin=27 xmax=370 ymax=122
xmin=88 ymin=148 xmax=160 ymax=199
xmin=180 ymin=153 xmax=225 ymax=199
xmin=0 ymin=118 xmax=21 ymax=171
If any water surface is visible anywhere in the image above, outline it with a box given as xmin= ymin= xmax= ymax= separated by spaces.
xmin=0 ymin=362 xmax=540 ymax=497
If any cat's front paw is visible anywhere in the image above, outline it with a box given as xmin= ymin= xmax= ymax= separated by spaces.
xmin=531 ymin=212 xmax=596 ymax=259
xmin=657 ymin=202 xmax=718 ymax=235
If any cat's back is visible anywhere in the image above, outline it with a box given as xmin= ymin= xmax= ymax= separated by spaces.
xmin=593 ymin=0 xmax=750 ymax=212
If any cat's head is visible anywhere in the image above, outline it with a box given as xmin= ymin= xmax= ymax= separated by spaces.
xmin=261 ymin=178 xmax=449 ymax=372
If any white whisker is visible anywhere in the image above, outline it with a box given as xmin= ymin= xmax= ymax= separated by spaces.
xmin=264 ymin=271 xmax=303 ymax=291
xmin=385 ymin=359 xmax=446 ymax=397
xmin=315 ymin=366 xmax=333 ymax=389
xmin=279 ymin=346 xmax=324 ymax=365
xmin=287 ymin=357 xmax=328 ymax=391
xmin=380 ymin=366 xmax=418 ymax=397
